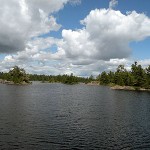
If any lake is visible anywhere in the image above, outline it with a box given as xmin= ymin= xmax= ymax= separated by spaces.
xmin=0 ymin=82 xmax=150 ymax=149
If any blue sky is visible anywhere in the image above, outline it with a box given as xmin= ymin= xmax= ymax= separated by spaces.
xmin=0 ymin=0 xmax=150 ymax=75
xmin=54 ymin=0 xmax=150 ymax=60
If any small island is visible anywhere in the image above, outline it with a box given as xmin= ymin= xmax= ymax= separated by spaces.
xmin=0 ymin=66 xmax=31 ymax=85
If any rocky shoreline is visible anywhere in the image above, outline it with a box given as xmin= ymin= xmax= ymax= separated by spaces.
xmin=1 ymin=79 xmax=149 ymax=91
xmin=0 ymin=79 xmax=31 ymax=85
xmin=86 ymin=81 xmax=100 ymax=86
xmin=110 ymin=85 xmax=150 ymax=92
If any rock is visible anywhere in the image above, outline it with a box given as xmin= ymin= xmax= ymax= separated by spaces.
xmin=86 ymin=81 xmax=100 ymax=86
xmin=111 ymin=85 xmax=150 ymax=91
xmin=0 ymin=79 xmax=31 ymax=85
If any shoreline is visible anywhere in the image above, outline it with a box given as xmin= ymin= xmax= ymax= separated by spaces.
xmin=1 ymin=79 xmax=150 ymax=91
xmin=86 ymin=81 xmax=100 ymax=86
xmin=0 ymin=79 xmax=31 ymax=85
xmin=110 ymin=85 xmax=150 ymax=92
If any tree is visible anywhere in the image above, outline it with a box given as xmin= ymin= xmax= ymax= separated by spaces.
xmin=131 ymin=62 xmax=146 ymax=87
xmin=108 ymin=71 xmax=115 ymax=83
xmin=114 ymin=72 xmax=125 ymax=86
xmin=145 ymin=65 xmax=150 ymax=88
xmin=89 ymin=75 xmax=94 ymax=81
xmin=117 ymin=65 xmax=126 ymax=73
xmin=124 ymin=72 xmax=134 ymax=86
xmin=100 ymin=71 xmax=110 ymax=85
xmin=9 ymin=66 xmax=29 ymax=84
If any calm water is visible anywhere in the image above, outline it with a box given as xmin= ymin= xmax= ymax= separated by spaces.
xmin=0 ymin=82 xmax=150 ymax=149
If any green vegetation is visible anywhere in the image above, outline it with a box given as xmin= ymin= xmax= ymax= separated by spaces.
xmin=29 ymin=73 xmax=90 ymax=84
xmin=97 ymin=62 xmax=150 ymax=89
xmin=0 ymin=70 xmax=90 ymax=85
xmin=0 ymin=66 xmax=30 ymax=84
xmin=0 ymin=62 xmax=150 ymax=89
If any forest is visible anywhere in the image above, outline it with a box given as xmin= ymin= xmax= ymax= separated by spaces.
xmin=0 ymin=67 xmax=91 ymax=84
xmin=0 ymin=62 xmax=150 ymax=88
xmin=97 ymin=62 xmax=150 ymax=89
xmin=29 ymin=73 xmax=91 ymax=84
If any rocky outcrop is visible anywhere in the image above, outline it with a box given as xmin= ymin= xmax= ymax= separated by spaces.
xmin=0 ymin=79 xmax=12 ymax=84
xmin=111 ymin=85 xmax=150 ymax=91
xmin=86 ymin=81 xmax=100 ymax=86
xmin=0 ymin=79 xmax=31 ymax=85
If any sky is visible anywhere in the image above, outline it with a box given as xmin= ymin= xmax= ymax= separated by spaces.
xmin=0 ymin=0 xmax=150 ymax=76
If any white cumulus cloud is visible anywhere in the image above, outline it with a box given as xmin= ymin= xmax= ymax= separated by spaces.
xmin=0 ymin=0 xmax=69 ymax=53
xmin=61 ymin=9 xmax=150 ymax=61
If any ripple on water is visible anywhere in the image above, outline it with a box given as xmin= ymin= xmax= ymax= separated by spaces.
xmin=0 ymin=83 xmax=150 ymax=149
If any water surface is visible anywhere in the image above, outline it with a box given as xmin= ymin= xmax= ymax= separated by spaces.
xmin=0 ymin=82 xmax=150 ymax=149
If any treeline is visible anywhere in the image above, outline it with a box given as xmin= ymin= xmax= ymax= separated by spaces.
xmin=29 ymin=73 xmax=91 ymax=84
xmin=97 ymin=62 xmax=150 ymax=89
xmin=0 ymin=70 xmax=91 ymax=84
xmin=0 ymin=62 xmax=150 ymax=88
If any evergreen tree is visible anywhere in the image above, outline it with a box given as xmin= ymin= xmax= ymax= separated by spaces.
xmin=9 ymin=66 xmax=29 ymax=84
xmin=100 ymin=71 xmax=109 ymax=85
xmin=131 ymin=62 xmax=146 ymax=87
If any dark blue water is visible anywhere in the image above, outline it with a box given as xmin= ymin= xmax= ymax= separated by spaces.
xmin=0 ymin=82 xmax=150 ymax=149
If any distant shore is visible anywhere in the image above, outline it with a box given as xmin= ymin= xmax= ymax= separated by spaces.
xmin=1 ymin=79 xmax=150 ymax=91
xmin=41 ymin=80 xmax=100 ymax=85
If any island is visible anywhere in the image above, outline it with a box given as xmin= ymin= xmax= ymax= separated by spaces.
xmin=0 ymin=66 xmax=31 ymax=85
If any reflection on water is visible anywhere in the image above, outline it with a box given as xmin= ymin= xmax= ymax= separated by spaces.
xmin=0 ymin=82 xmax=150 ymax=149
